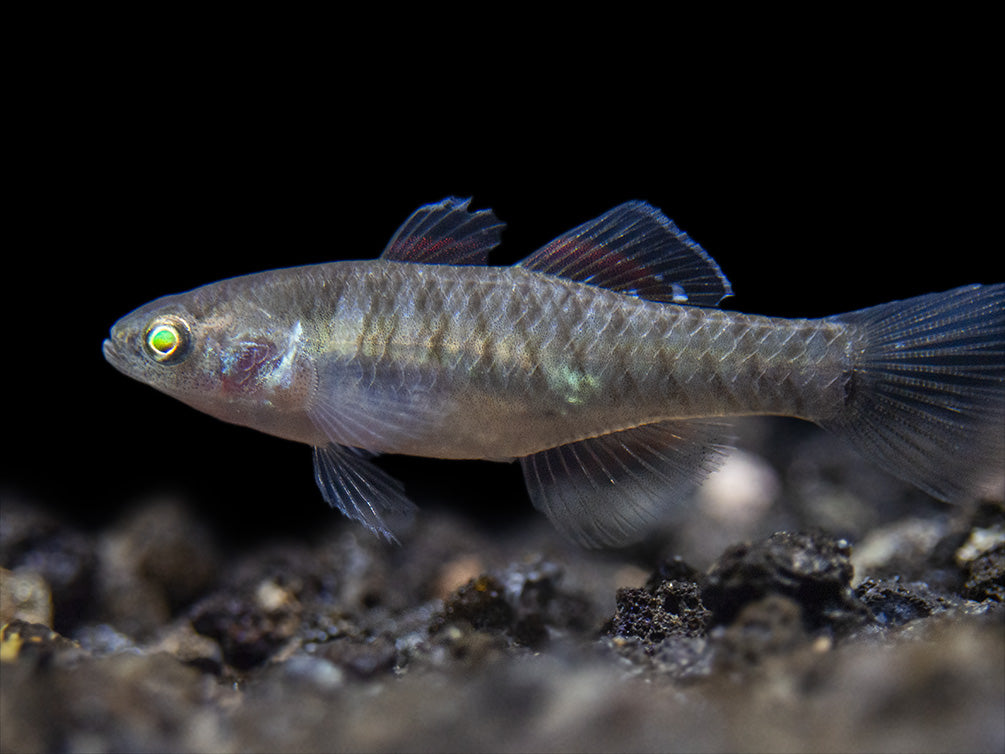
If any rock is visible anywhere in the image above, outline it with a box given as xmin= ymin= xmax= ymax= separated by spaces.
xmin=0 ymin=500 xmax=96 ymax=633
xmin=0 ymin=619 xmax=79 ymax=665
xmin=314 ymin=634 xmax=397 ymax=678
xmin=188 ymin=589 xmax=300 ymax=672
xmin=710 ymin=594 xmax=809 ymax=670
xmin=430 ymin=559 xmax=594 ymax=650
xmin=964 ymin=543 xmax=1005 ymax=602
xmin=96 ymin=498 xmax=219 ymax=639
xmin=703 ymin=530 xmax=868 ymax=632
xmin=0 ymin=567 xmax=52 ymax=626
xmin=605 ymin=562 xmax=709 ymax=646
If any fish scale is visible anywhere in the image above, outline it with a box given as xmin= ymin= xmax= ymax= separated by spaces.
xmin=103 ymin=197 xmax=1004 ymax=546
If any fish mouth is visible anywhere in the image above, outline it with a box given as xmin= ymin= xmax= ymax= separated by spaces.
xmin=102 ymin=333 xmax=131 ymax=375
xmin=102 ymin=336 xmax=118 ymax=361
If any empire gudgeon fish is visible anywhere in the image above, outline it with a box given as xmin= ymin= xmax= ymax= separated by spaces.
xmin=103 ymin=198 xmax=1005 ymax=546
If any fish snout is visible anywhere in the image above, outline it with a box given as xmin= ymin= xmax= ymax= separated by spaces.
xmin=102 ymin=322 xmax=135 ymax=373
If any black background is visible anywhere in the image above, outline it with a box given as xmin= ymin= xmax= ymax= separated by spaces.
xmin=7 ymin=21 xmax=1001 ymax=544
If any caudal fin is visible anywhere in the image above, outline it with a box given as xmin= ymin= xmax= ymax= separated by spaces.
xmin=822 ymin=283 xmax=1004 ymax=502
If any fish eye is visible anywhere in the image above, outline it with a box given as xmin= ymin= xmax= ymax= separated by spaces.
xmin=144 ymin=316 xmax=191 ymax=364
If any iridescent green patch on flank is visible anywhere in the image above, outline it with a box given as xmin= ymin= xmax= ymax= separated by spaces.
xmin=548 ymin=364 xmax=601 ymax=406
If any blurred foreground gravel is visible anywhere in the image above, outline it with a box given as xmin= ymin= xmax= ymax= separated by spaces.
xmin=2 ymin=418 xmax=1003 ymax=753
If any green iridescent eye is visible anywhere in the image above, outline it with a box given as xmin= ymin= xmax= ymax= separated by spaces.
xmin=149 ymin=326 xmax=177 ymax=353
xmin=144 ymin=317 xmax=191 ymax=363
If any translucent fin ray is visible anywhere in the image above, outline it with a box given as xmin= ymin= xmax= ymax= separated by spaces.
xmin=823 ymin=283 xmax=1005 ymax=502
xmin=520 ymin=419 xmax=732 ymax=547
xmin=312 ymin=443 xmax=417 ymax=543
xmin=380 ymin=197 xmax=505 ymax=265
xmin=306 ymin=357 xmax=447 ymax=453
xmin=517 ymin=201 xmax=732 ymax=306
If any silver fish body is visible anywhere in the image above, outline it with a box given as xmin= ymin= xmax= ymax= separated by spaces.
xmin=104 ymin=199 xmax=1005 ymax=546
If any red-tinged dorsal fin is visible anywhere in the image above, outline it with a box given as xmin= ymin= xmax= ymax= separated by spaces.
xmin=517 ymin=201 xmax=733 ymax=307
xmin=380 ymin=197 xmax=505 ymax=265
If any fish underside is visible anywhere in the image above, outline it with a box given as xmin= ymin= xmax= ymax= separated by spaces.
xmin=103 ymin=199 xmax=1005 ymax=546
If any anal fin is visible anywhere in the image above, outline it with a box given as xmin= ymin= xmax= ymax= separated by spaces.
xmin=520 ymin=420 xmax=731 ymax=547
xmin=312 ymin=443 xmax=418 ymax=543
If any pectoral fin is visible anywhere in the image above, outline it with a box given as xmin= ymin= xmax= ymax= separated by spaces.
xmin=312 ymin=443 xmax=417 ymax=543
xmin=520 ymin=420 xmax=731 ymax=547
xmin=306 ymin=355 xmax=450 ymax=453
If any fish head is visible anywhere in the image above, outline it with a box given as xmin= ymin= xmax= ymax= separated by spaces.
xmin=103 ymin=279 xmax=317 ymax=441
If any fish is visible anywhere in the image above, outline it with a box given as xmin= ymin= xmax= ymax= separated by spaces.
xmin=103 ymin=198 xmax=1005 ymax=547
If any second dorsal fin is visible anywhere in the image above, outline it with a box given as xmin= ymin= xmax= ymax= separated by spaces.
xmin=517 ymin=202 xmax=732 ymax=307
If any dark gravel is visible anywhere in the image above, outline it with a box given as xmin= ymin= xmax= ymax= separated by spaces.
xmin=2 ymin=418 xmax=1003 ymax=752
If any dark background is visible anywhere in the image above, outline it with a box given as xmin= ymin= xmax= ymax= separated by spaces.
xmin=7 ymin=25 xmax=1001 ymax=544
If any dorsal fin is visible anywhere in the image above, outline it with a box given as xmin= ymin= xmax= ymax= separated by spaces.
xmin=380 ymin=197 xmax=505 ymax=265
xmin=517 ymin=201 xmax=732 ymax=307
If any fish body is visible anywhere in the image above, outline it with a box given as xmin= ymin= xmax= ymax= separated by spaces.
xmin=104 ymin=199 xmax=1005 ymax=546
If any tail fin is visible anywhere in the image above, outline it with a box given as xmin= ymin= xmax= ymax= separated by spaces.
xmin=821 ymin=283 xmax=1004 ymax=502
